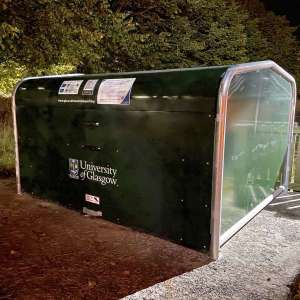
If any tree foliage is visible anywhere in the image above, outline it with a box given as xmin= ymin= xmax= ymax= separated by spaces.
xmin=0 ymin=61 xmax=26 ymax=97
xmin=0 ymin=0 xmax=299 ymax=96
xmin=238 ymin=0 xmax=300 ymax=90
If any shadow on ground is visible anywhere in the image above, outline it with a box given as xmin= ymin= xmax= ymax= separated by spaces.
xmin=0 ymin=178 xmax=210 ymax=300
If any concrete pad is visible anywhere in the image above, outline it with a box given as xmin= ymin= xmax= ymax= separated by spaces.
xmin=124 ymin=210 xmax=300 ymax=300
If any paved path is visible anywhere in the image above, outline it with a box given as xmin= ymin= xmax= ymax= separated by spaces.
xmin=124 ymin=197 xmax=300 ymax=300
xmin=266 ymin=192 xmax=300 ymax=219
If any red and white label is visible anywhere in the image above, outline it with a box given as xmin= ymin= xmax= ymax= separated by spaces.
xmin=85 ymin=194 xmax=100 ymax=205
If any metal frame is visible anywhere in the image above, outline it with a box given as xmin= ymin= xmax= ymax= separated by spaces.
xmin=12 ymin=79 xmax=27 ymax=195
xmin=210 ymin=60 xmax=297 ymax=259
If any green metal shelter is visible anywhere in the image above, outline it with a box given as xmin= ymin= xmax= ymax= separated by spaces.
xmin=13 ymin=60 xmax=296 ymax=259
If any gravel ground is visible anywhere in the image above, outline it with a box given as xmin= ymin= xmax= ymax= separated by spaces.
xmin=124 ymin=210 xmax=300 ymax=300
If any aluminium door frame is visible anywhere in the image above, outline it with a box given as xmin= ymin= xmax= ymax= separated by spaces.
xmin=210 ymin=60 xmax=297 ymax=259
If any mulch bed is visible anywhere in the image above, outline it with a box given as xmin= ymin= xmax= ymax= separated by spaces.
xmin=0 ymin=178 xmax=210 ymax=300
xmin=0 ymin=168 xmax=14 ymax=178
xmin=289 ymin=274 xmax=300 ymax=300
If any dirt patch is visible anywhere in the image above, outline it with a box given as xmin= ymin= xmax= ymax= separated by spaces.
xmin=289 ymin=274 xmax=300 ymax=300
xmin=0 ymin=178 xmax=210 ymax=300
xmin=0 ymin=168 xmax=14 ymax=178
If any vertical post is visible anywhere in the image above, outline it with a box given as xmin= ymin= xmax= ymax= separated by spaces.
xmin=12 ymin=80 xmax=24 ymax=194
xmin=210 ymin=69 xmax=233 ymax=260
xmin=282 ymin=80 xmax=297 ymax=192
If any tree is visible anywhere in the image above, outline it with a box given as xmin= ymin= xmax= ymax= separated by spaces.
xmin=1 ymin=0 xmax=250 ymax=72
xmin=1 ymin=0 xmax=299 ymax=97
xmin=111 ymin=0 xmax=249 ymax=67
xmin=183 ymin=0 xmax=248 ymax=65
xmin=0 ymin=0 xmax=148 ymax=73
xmin=0 ymin=0 xmax=150 ymax=94
xmin=238 ymin=0 xmax=300 ymax=92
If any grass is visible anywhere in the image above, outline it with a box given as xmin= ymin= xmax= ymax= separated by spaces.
xmin=0 ymin=98 xmax=14 ymax=175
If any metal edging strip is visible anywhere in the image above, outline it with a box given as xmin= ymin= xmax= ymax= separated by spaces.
xmin=210 ymin=60 xmax=297 ymax=260
xmin=283 ymin=72 xmax=297 ymax=190
xmin=209 ymin=70 xmax=231 ymax=259
xmin=12 ymin=78 xmax=32 ymax=195
xmin=220 ymin=186 xmax=285 ymax=246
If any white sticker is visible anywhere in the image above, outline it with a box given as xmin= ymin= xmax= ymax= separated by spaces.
xmin=97 ymin=78 xmax=136 ymax=105
xmin=82 ymin=79 xmax=98 ymax=95
xmin=59 ymin=80 xmax=83 ymax=95
xmin=83 ymin=207 xmax=102 ymax=217
xmin=85 ymin=194 xmax=100 ymax=205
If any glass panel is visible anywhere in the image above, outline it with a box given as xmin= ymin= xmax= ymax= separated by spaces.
xmin=221 ymin=68 xmax=293 ymax=234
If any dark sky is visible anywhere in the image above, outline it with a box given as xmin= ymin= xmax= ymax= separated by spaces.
xmin=262 ymin=0 xmax=300 ymax=40
xmin=262 ymin=0 xmax=300 ymax=39
xmin=263 ymin=0 xmax=300 ymax=25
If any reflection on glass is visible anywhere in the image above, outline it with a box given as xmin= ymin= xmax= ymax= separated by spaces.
xmin=221 ymin=68 xmax=293 ymax=234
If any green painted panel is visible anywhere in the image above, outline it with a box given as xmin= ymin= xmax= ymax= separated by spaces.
xmin=16 ymin=66 xmax=227 ymax=251
xmin=221 ymin=68 xmax=293 ymax=234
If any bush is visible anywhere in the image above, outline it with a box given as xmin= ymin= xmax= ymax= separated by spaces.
xmin=0 ymin=97 xmax=14 ymax=175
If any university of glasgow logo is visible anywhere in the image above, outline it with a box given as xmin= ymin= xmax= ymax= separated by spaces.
xmin=69 ymin=158 xmax=79 ymax=179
